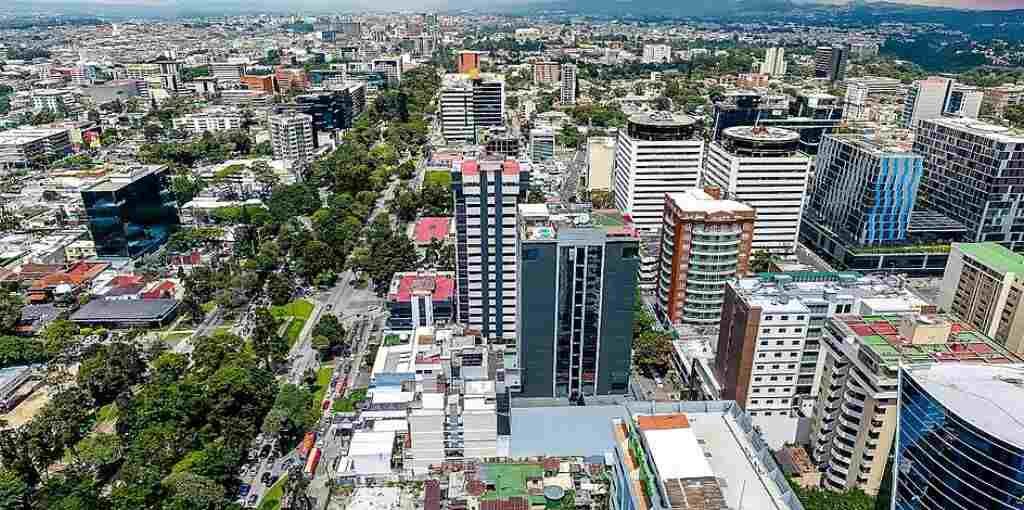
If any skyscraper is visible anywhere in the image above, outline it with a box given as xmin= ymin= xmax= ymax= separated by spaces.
xmin=914 ymin=117 xmax=1024 ymax=249
xmin=814 ymin=46 xmax=847 ymax=82
xmin=806 ymin=134 xmax=923 ymax=246
xmin=704 ymin=126 xmax=811 ymax=254
xmin=902 ymin=76 xmax=953 ymax=128
xmin=939 ymin=242 xmax=1024 ymax=352
xmin=269 ymin=112 xmax=315 ymax=166
xmin=895 ymin=363 xmax=1024 ymax=509
xmin=759 ymin=47 xmax=787 ymax=77
xmin=641 ymin=44 xmax=671 ymax=64
xmin=451 ymin=159 xmax=527 ymax=344
xmin=529 ymin=128 xmax=554 ymax=162
xmin=560 ymin=63 xmax=577 ymax=106
xmin=439 ymin=73 xmax=505 ymax=144
xmin=516 ymin=204 xmax=639 ymax=398
xmin=532 ymin=61 xmax=560 ymax=84
xmin=656 ymin=189 xmax=755 ymax=325
xmin=82 ymin=165 xmax=180 ymax=258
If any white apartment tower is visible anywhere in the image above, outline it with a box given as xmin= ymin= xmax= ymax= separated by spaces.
xmin=704 ymin=126 xmax=812 ymax=254
xmin=440 ymin=73 xmax=505 ymax=145
xmin=759 ymin=47 xmax=787 ymax=77
xmin=269 ymin=112 xmax=315 ymax=166
xmin=902 ymin=76 xmax=953 ymax=129
xmin=451 ymin=159 xmax=524 ymax=344
xmin=642 ymin=44 xmax=672 ymax=64
xmin=560 ymin=63 xmax=577 ymax=106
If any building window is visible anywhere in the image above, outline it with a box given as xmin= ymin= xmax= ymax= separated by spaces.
xmin=779 ymin=328 xmax=787 ymax=333
xmin=623 ymin=246 xmax=639 ymax=259
xmin=765 ymin=315 xmax=773 ymax=321
xmin=523 ymin=248 xmax=539 ymax=261
xmin=762 ymin=328 xmax=770 ymax=333
xmin=781 ymin=315 xmax=789 ymax=320
xmin=753 ymin=388 xmax=761 ymax=393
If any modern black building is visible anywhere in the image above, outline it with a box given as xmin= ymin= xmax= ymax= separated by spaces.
xmin=814 ymin=46 xmax=848 ymax=82
xmin=82 ymin=165 xmax=180 ymax=258
xmin=272 ymin=84 xmax=366 ymax=135
xmin=711 ymin=90 xmax=843 ymax=155
xmin=516 ymin=203 xmax=640 ymax=399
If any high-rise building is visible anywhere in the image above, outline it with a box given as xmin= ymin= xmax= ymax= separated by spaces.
xmin=532 ymin=61 xmax=560 ymax=84
xmin=641 ymin=44 xmax=671 ymax=64
xmin=456 ymin=51 xmax=480 ymax=74
xmin=945 ymin=84 xmax=984 ymax=118
xmin=613 ymin=112 xmax=705 ymax=235
xmin=814 ymin=46 xmax=847 ymax=82
xmin=586 ymin=137 xmax=616 ymax=192
xmin=895 ymin=363 xmax=1024 ymax=510
xmin=759 ymin=47 xmax=787 ymax=77
xmin=30 ymin=89 xmax=80 ymax=115
xmin=711 ymin=90 xmax=843 ymax=155
xmin=806 ymin=134 xmax=922 ymax=246
xmin=809 ymin=313 xmax=1019 ymax=495
xmin=902 ymin=76 xmax=953 ymax=128
xmin=372 ymin=57 xmax=403 ymax=86
xmin=560 ymin=63 xmax=577 ymax=106
xmin=983 ymin=83 xmax=1024 ymax=118
xmin=82 ymin=165 xmax=180 ymax=258
xmin=211 ymin=62 xmax=246 ymax=83
xmin=844 ymin=77 xmax=902 ymax=107
xmin=451 ymin=159 xmax=527 ymax=344
xmin=716 ymin=272 xmax=929 ymax=420
xmin=939 ymin=242 xmax=1024 ymax=352
xmin=439 ymin=73 xmax=505 ymax=144
xmin=529 ymin=128 xmax=554 ymax=162
xmin=704 ymin=126 xmax=811 ymax=254
xmin=240 ymin=74 xmax=277 ymax=94
xmin=516 ymin=203 xmax=639 ymax=398
xmin=656 ymin=189 xmax=755 ymax=325
xmin=914 ymin=117 xmax=1024 ymax=249
xmin=273 ymin=85 xmax=367 ymax=132
xmin=269 ymin=112 xmax=315 ymax=165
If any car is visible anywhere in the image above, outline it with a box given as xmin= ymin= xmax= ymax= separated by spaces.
xmin=260 ymin=444 xmax=273 ymax=458
xmin=654 ymin=376 xmax=664 ymax=387
xmin=261 ymin=472 xmax=272 ymax=485
xmin=281 ymin=459 xmax=295 ymax=471
xmin=238 ymin=484 xmax=251 ymax=498
xmin=247 ymin=493 xmax=258 ymax=507
xmin=327 ymin=304 xmax=334 ymax=310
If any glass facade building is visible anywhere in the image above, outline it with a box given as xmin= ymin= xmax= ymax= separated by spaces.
xmin=895 ymin=364 xmax=1024 ymax=510
xmin=82 ymin=166 xmax=180 ymax=258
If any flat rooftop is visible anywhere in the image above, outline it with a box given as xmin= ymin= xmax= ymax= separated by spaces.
xmin=518 ymin=203 xmax=637 ymax=241
xmin=926 ymin=116 xmax=1024 ymax=142
xmin=667 ymin=189 xmax=753 ymax=214
xmin=828 ymin=133 xmax=917 ymax=156
xmin=629 ymin=111 xmax=696 ymax=127
xmin=733 ymin=272 xmax=929 ymax=312
xmin=956 ymin=242 xmax=1024 ymax=277
xmin=84 ymin=165 xmax=166 ymax=192
xmin=906 ymin=363 xmax=1024 ymax=450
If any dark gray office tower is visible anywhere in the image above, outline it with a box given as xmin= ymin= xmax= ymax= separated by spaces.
xmin=814 ymin=46 xmax=848 ymax=82
xmin=516 ymin=203 xmax=640 ymax=399
xmin=82 ymin=165 xmax=180 ymax=258
xmin=914 ymin=117 xmax=1024 ymax=250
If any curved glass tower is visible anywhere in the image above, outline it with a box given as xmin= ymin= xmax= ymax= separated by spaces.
xmin=896 ymin=363 xmax=1024 ymax=510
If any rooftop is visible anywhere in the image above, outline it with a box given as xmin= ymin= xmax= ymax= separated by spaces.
xmin=413 ymin=217 xmax=451 ymax=244
xmin=70 ymin=299 xmax=178 ymax=323
xmin=519 ymin=203 xmax=637 ymax=241
xmin=722 ymin=125 xmax=800 ymax=142
xmin=827 ymin=133 xmax=917 ymax=156
xmin=926 ymin=116 xmax=1024 ymax=142
xmin=905 ymin=363 xmax=1024 ymax=450
xmin=628 ymin=111 xmax=697 ymax=127
xmin=84 ymin=165 xmax=166 ymax=192
xmin=457 ymin=159 xmax=521 ymax=178
xmin=387 ymin=272 xmax=455 ymax=303
xmin=956 ymin=242 xmax=1024 ymax=277
xmin=834 ymin=314 xmax=1021 ymax=370
xmin=667 ymin=189 xmax=753 ymax=215
xmin=733 ymin=272 xmax=929 ymax=313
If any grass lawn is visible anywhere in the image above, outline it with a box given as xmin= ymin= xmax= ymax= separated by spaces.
xmin=311 ymin=366 xmax=333 ymax=419
xmin=201 ymin=301 xmax=216 ymax=314
xmin=481 ymin=463 xmax=545 ymax=502
xmin=257 ymin=475 xmax=288 ymax=510
xmin=424 ymin=170 xmax=451 ymax=187
xmin=271 ymin=300 xmax=314 ymax=321
xmin=212 ymin=324 xmax=235 ymax=336
xmin=96 ymin=403 xmax=119 ymax=423
xmin=332 ymin=388 xmax=368 ymax=413
xmin=383 ymin=334 xmax=403 ymax=346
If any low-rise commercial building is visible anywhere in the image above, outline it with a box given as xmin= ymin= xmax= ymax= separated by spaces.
xmin=171 ymin=107 xmax=245 ymax=134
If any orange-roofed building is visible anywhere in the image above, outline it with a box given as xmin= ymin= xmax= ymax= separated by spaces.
xmin=635 ymin=414 xmax=690 ymax=431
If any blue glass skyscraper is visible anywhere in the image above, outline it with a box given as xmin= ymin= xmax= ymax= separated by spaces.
xmin=82 ymin=165 xmax=180 ymax=258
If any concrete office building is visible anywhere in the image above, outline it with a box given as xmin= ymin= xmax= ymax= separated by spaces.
xmin=814 ymin=46 xmax=847 ymax=82
xmin=219 ymin=90 xmax=271 ymax=107
xmin=439 ymin=73 xmax=505 ymax=144
xmin=451 ymin=159 xmax=527 ymax=344
xmin=895 ymin=363 xmax=1024 ymax=510
xmin=809 ymin=314 xmax=1019 ymax=495
xmin=983 ymin=83 xmax=1024 ymax=118
xmin=845 ymin=77 xmax=902 ymax=105
xmin=711 ymin=90 xmax=843 ymax=155
xmin=642 ymin=44 xmax=671 ymax=64
xmin=172 ymin=108 xmax=244 ymax=134
xmin=560 ymin=63 xmax=577 ymax=106
xmin=760 ymin=47 xmax=787 ymax=77
xmin=0 ymin=128 xmax=72 ymax=169
xmin=532 ymin=61 xmax=560 ymax=84
xmin=372 ymin=57 xmax=403 ymax=86
xmin=939 ymin=242 xmax=1024 ymax=353
xmin=269 ymin=112 xmax=316 ymax=165
xmin=516 ymin=204 xmax=639 ymax=399
xmin=656 ymin=189 xmax=755 ymax=325
xmin=716 ymin=272 xmax=930 ymax=420
xmin=211 ymin=62 xmax=246 ymax=82
xmin=586 ymin=137 xmax=616 ymax=192
xmin=914 ymin=117 xmax=1024 ymax=250
xmin=945 ymin=84 xmax=984 ymax=118
xmin=902 ymin=76 xmax=953 ymax=128
xmin=530 ymin=128 xmax=555 ymax=162
xmin=456 ymin=51 xmax=480 ymax=74
xmin=31 ymin=89 xmax=79 ymax=115
xmin=704 ymin=126 xmax=811 ymax=254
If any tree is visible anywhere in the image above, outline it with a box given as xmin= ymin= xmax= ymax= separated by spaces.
xmin=590 ymin=190 xmax=614 ymax=209
xmin=143 ymin=123 xmax=163 ymax=142
xmin=261 ymin=383 xmax=315 ymax=442
xmin=557 ymin=124 xmax=582 ymax=148
xmin=77 ymin=342 xmax=147 ymax=405
xmin=0 ymin=469 xmax=28 ymax=510
xmin=266 ymin=272 xmax=294 ymax=306
xmin=170 ymin=175 xmax=205 ymax=206
xmin=751 ymin=250 xmax=778 ymax=273
xmin=69 ymin=432 xmax=123 ymax=476
xmin=0 ymin=293 xmax=23 ymax=334
xmin=191 ymin=332 xmax=245 ymax=375
xmin=1006 ymin=104 xmax=1024 ymax=129
xmin=41 ymin=319 xmax=80 ymax=358
xmin=251 ymin=308 xmax=288 ymax=368
xmin=653 ymin=96 xmax=672 ymax=111
xmin=633 ymin=330 xmax=673 ymax=376
xmin=0 ymin=336 xmax=48 ymax=369
xmin=160 ymin=472 xmax=227 ymax=510
xmin=789 ymin=482 xmax=874 ymax=510
xmin=311 ymin=314 xmax=346 ymax=356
